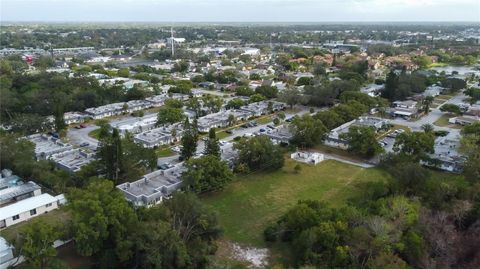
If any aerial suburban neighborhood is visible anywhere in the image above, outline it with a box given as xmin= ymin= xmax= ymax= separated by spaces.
xmin=1 ymin=1 xmax=480 ymax=268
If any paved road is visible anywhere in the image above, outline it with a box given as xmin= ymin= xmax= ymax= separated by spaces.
xmin=390 ymin=92 xmax=468 ymax=132
xmin=156 ymin=105 xmax=316 ymax=166
xmin=66 ymin=124 xmax=100 ymax=150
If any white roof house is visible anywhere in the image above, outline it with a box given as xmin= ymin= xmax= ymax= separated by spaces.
xmin=0 ymin=194 xmax=60 ymax=230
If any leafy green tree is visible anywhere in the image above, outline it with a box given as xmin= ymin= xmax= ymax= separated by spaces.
xmin=249 ymin=93 xmax=266 ymax=103
xmin=421 ymin=123 xmax=434 ymax=134
xmin=314 ymin=110 xmax=344 ymax=130
xmin=382 ymin=70 xmax=399 ymax=101
xmin=340 ymin=126 xmax=384 ymax=158
xmin=97 ymin=126 xmax=123 ymax=182
xmin=180 ymin=118 xmax=197 ymax=160
xmin=133 ymin=220 xmax=189 ymax=269
xmin=460 ymin=122 xmax=480 ymax=181
xmin=296 ymin=77 xmax=313 ymax=86
xmin=16 ymin=221 xmax=65 ymax=269
xmin=255 ymin=85 xmax=278 ymax=99
xmin=367 ymin=252 xmax=409 ymax=269
xmin=173 ymin=60 xmax=189 ymax=73
xmin=8 ymin=114 xmax=54 ymax=135
xmin=165 ymin=98 xmax=184 ymax=109
xmin=182 ymin=155 xmax=233 ymax=193
xmin=279 ymin=88 xmax=302 ymax=108
xmin=422 ymin=96 xmax=434 ymax=114
xmin=290 ymin=114 xmax=328 ymax=148
xmin=442 ymin=78 xmax=466 ymax=92
xmin=54 ymin=104 xmax=66 ymax=132
xmin=393 ymin=132 xmax=435 ymax=161
xmin=234 ymin=135 xmax=284 ymax=172
xmin=156 ymin=107 xmax=184 ymax=126
xmin=186 ymin=97 xmax=202 ymax=117
xmin=117 ymin=68 xmax=130 ymax=78
xmin=236 ymin=86 xmax=255 ymax=97
xmin=204 ymin=128 xmax=220 ymax=157
xmin=440 ymin=103 xmax=461 ymax=115
xmin=67 ymin=179 xmax=137 ymax=265
xmin=226 ymin=98 xmax=245 ymax=109
xmin=0 ymin=134 xmax=36 ymax=177
xmin=313 ymin=64 xmax=326 ymax=76
xmin=202 ymin=95 xmax=223 ymax=113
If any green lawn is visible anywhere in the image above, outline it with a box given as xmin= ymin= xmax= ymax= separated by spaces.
xmin=88 ymin=128 xmax=101 ymax=139
xmin=202 ymin=159 xmax=391 ymax=247
xmin=155 ymin=145 xmax=175 ymax=157
xmin=255 ymin=115 xmax=273 ymax=125
xmin=0 ymin=209 xmax=71 ymax=243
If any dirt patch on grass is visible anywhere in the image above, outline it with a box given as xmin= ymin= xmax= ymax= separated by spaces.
xmin=217 ymin=240 xmax=270 ymax=268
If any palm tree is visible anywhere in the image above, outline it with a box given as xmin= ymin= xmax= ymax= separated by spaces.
xmin=422 ymin=96 xmax=434 ymax=115
xmin=421 ymin=123 xmax=434 ymax=133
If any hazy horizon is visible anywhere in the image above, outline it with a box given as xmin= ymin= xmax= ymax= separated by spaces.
xmin=1 ymin=0 xmax=479 ymax=23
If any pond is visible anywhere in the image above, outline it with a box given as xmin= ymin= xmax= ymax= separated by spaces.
xmin=430 ymin=65 xmax=480 ymax=76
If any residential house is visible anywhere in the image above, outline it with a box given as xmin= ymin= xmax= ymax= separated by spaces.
xmin=116 ymin=165 xmax=185 ymax=207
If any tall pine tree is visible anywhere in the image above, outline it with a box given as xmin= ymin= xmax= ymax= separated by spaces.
xmin=204 ymin=128 xmax=220 ymax=158
xmin=180 ymin=118 xmax=197 ymax=161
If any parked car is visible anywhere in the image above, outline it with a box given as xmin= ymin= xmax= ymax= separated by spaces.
xmin=74 ymin=125 xmax=81 ymax=129
xmin=158 ymin=164 xmax=169 ymax=170
xmin=80 ymin=142 xmax=90 ymax=147
xmin=267 ymin=125 xmax=275 ymax=129
xmin=259 ymin=128 xmax=266 ymax=132
xmin=80 ymin=123 xmax=87 ymax=128
xmin=226 ymin=129 xmax=233 ymax=134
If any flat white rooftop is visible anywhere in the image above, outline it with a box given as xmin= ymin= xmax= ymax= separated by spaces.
xmin=0 ymin=193 xmax=57 ymax=220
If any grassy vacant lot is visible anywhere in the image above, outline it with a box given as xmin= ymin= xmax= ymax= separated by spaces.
xmin=155 ymin=145 xmax=175 ymax=157
xmin=202 ymin=159 xmax=391 ymax=247
xmin=434 ymin=114 xmax=453 ymax=127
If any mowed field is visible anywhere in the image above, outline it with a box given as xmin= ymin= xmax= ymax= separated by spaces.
xmin=202 ymin=159 xmax=391 ymax=247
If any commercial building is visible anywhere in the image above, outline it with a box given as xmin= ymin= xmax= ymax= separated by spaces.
xmin=145 ymin=94 xmax=168 ymax=107
xmin=389 ymin=100 xmax=419 ymax=119
xmin=26 ymin=134 xmax=73 ymax=159
xmin=116 ymin=165 xmax=185 ymax=207
xmin=49 ymin=149 xmax=95 ymax=173
xmin=134 ymin=124 xmax=183 ymax=148
xmin=113 ymin=115 xmax=158 ymax=135
xmin=240 ymin=101 xmax=286 ymax=117
xmin=423 ymin=131 xmax=465 ymax=173
xmin=265 ymin=125 xmax=293 ymax=144
xmin=197 ymin=109 xmax=251 ymax=132
xmin=63 ymin=112 xmax=89 ymax=125
xmin=84 ymin=100 xmax=152 ymax=119
xmin=325 ymin=117 xmax=390 ymax=149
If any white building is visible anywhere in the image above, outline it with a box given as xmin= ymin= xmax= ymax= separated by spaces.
xmin=0 ymin=194 xmax=62 ymax=229
xmin=291 ymin=152 xmax=324 ymax=165
xmin=116 ymin=165 xmax=185 ymax=207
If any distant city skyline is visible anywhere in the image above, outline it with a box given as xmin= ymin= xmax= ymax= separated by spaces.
xmin=1 ymin=0 xmax=479 ymax=22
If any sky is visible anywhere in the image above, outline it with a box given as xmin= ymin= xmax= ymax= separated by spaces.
xmin=1 ymin=0 xmax=479 ymax=22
